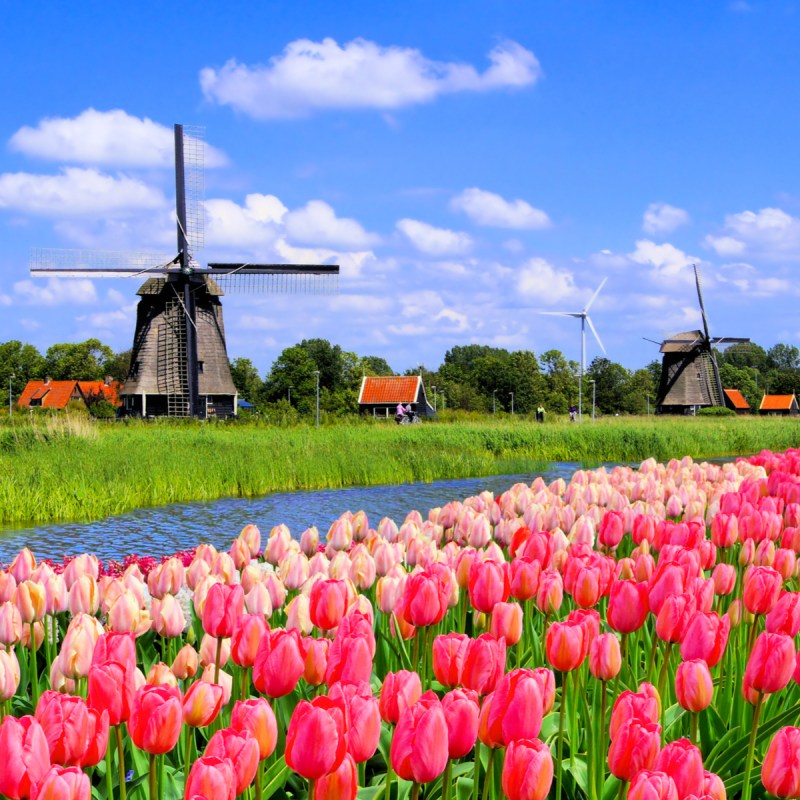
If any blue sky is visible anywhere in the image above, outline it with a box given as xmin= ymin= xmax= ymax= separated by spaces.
xmin=1 ymin=1 xmax=798 ymax=375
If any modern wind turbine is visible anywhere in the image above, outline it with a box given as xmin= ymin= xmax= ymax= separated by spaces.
xmin=538 ymin=277 xmax=607 ymax=422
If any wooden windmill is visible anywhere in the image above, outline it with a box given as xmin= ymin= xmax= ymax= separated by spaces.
xmin=655 ymin=264 xmax=748 ymax=414
xmin=30 ymin=125 xmax=339 ymax=419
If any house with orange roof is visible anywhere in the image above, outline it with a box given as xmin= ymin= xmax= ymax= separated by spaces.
xmin=759 ymin=394 xmax=799 ymax=416
xmin=17 ymin=377 xmax=122 ymax=411
xmin=723 ymin=388 xmax=750 ymax=414
xmin=358 ymin=375 xmax=435 ymax=418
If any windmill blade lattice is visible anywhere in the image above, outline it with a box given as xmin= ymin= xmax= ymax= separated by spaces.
xmin=31 ymin=248 xmax=177 ymax=278
xmin=207 ymin=264 xmax=339 ymax=296
xmin=181 ymin=126 xmax=205 ymax=254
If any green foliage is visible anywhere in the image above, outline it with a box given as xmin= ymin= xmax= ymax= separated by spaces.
xmin=697 ymin=405 xmax=735 ymax=416
xmin=44 ymin=338 xmax=114 ymax=381
xmin=229 ymin=357 xmax=264 ymax=403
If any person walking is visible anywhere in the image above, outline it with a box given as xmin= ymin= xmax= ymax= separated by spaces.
xmin=537 ymin=405 xmax=545 ymax=423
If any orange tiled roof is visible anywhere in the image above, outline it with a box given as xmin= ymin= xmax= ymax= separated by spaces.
xmin=18 ymin=380 xmax=122 ymax=409
xmin=77 ymin=381 xmax=122 ymax=406
xmin=359 ymin=376 xmax=420 ymax=404
xmin=760 ymin=394 xmax=798 ymax=411
xmin=723 ymin=389 xmax=750 ymax=410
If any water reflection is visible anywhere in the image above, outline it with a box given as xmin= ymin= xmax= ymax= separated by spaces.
xmin=0 ymin=466 xmax=582 ymax=564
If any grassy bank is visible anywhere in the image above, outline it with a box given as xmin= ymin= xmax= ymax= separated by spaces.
xmin=0 ymin=414 xmax=798 ymax=527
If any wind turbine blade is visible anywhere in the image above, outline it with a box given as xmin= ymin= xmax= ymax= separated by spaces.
xmin=536 ymin=311 xmax=582 ymax=317
xmin=694 ymin=264 xmax=712 ymax=343
xmin=583 ymin=277 xmax=608 ymax=313
xmin=586 ymin=315 xmax=606 ymax=354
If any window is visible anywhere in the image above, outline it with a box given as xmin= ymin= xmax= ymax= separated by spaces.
xmin=197 ymin=361 xmax=204 ymax=373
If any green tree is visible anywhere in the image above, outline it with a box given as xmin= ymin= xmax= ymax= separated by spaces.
xmin=767 ymin=343 xmax=800 ymax=371
xmin=586 ymin=357 xmax=631 ymax=415
xmin=719 ymin=363 xmax=759 ymax=411
xmin=229 ymin=358 xmax=264 ymax=403
xmin=360 ymin=356 xmax=394 ymax=376
xmin=104 ymin=349 xmax=131 ymax=382
xmin=621 ymin=368 xmax=658 ymax=415
xmin=540 ymin=350 xmax=578 ymax=413
xmin=44 ymin=339 xmax=113 ymax=381
xmin=0 ymin=340 xmax=46 ymax=400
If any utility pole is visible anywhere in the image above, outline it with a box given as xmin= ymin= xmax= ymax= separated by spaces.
xmin=313 ymin=371 xmax=320 ymax=429
xmin=509 ymin=392 xmax=514 ymax=415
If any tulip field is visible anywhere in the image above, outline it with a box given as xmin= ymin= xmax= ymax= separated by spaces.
xmin=3 ymin=450 xmax=800 ymax=800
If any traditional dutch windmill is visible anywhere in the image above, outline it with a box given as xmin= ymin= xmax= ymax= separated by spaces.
xmin=30 ymin=125 xmax=339 ymax=419
xmin=655 ymin=264 xmax=748 ymax=414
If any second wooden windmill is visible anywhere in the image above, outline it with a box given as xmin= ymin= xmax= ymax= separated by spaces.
xmin=30 ymin=125 xmax=339 ymax=419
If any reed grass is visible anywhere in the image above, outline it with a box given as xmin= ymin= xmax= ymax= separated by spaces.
xmin=0 ymin=414 xmax=797 ymax=526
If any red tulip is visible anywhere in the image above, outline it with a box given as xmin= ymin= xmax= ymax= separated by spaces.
xmin=648 ymin=563 xmax=688 ymax=617
xmin=477 ymin=694 xmax=503 ymax=749
xmin=390 ymin=691 xmax=449 ymax=784
xmin=509 ymin=558 xmax=541 ymax=602
xmin=546 ymin=619 xmax=586 ymax=672
xmin=302 ymin=637 xmax=329 ymax=686
xmin=599 ymin=511 xmax=625 ymax=549
xmin=79 ymin=708 xmax=109 ymax=768
xmin=127 ymin=685 xmax=182 ymax=754
xmin=285 ymin=697 xmax=347 ymax=781
xmin=184 ymin=756 xmax=236 ymax=800
xmin=432 ymin=633 xmax=469 ymax=688
xmin=532 ymin=667 xmax=556 ymax=714
xmin=325 ymin=630 xmax=374 ymax=686
xmin=0 ymin=715 xmax=50 ymax=800
xmin=743 ymin=566 xmax=782 ymax=616
xmin=461 ymin=634 xmax=506 ymax=695
xmin=92 ymin=631 xmax=136 ymax=671
xmin=468 ymin=559 xmax=510 ymax=614
xmin=589 ymin=633 xmax=622 ymax=681
xmin=711 ymin=564 xmax=736 ymax=596
xmin=30 ymin=766 xmax=90 ymax=800
xmin=88 ymin=661 xmax=135 ymax=726
xmin=253 ymin=628 xmax=305 ymax=698
xmin=762 ymin=726 xmax=800 ymax=798
xmin=380 ymin=670 xmax=422 ymax=725
xmin=481 ymin=668 xmax=544 ymax=746
xmin=329 ymin=680 xmax=381 ymax=763
xmin=205 ymin=728 xmax=260 ymax=796
xmin=607 ymin=718 xmax=661 ymax=781
xmin=402 ymin=571 xmax=448 ymax=628
xmin=675 ymin=660 xmax=713 ymax=713
xmin=316 ymin=753 xmax=358 ymax=800
xmin=655 ymin=593 xmax=696 ymax=643
xmin=608 ymin=579 xmax=650 ymax=633
xmin=653 ymin=738 xmax=704 ymax=800
xmin=536 ymin=569 xmax=563 ymax=614
xmin=744 ymin=631 xmax=796 ymax=695
xmin=231 ymin=698 xmax=277 ymax=761
xmin=309 ymin=579 xmax=351 ymax=631
xmin=182 ymin=679 xmax=224 ymax=728
xmin=502 ymin=738 xmax=554 ymax=800
xmin=570 ymin=564 xmax=603 ymax=608
xmin=702 ymin=771 xmax=726 ymax=800
xmin=34 ymin=691 xmax=89 ymax=767
xmin=202 ymin=583 xmax=244 ymax=639
xmin=766 ymin=592 xmax=800 ymax=637
xmin=679 ymin=612 xmax=730 ymax=668
xmin=441 ymin=688 xmax=480 ymax=759
xmin=231 ymin=614 xmax=269 ymax=668
xmin=627 ymin=770 xmax=679 ymax=800
xmin=610 ymin=689 xmax=660 ymax=740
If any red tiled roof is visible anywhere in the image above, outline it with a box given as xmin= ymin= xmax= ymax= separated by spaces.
xmin=359 ymin=376 xmax=420 ymax=404
xmin=723 ymin=389 xmax=749 ymax=410
xmin=760 ymin=394 xmax=798 ymax=411
xmin=18 ymin=380 xmax=122 ymax=409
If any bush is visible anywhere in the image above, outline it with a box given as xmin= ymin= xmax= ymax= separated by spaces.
xmin=697 ymin=406 xmax=735 ymax=417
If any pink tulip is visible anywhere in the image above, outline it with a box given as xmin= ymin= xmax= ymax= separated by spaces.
xmin=205 ymin=728 xmax=260 ymax=796
xmin=390 ymin=691 xmax=449 ymax=784
xmin=0 ymin=716 xmax=50 ymax=800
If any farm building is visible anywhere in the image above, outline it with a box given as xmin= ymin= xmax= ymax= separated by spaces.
xmin=358 ymin=376 xmax=435 ymax=418
xmin=17 ymin=377 xmax=122 ymax=410
xmin=759 ymin=394 xmax=800 ymax=416
xmin=723 ymin=389 xmax=750 ymax=414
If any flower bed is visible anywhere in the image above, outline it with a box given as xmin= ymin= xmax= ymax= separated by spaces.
xmin=1 ymin=449 xmax=800 ymax=800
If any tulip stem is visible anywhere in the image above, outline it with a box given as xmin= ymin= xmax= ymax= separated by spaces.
xmin=556 ymin=673 xmax=567 ymax=800
xmin=116 ymin=725 xmax=127 ymax=800
xmin=214 ymin=636 xmax=223 ymax=685
xmin=105 ymin=728 xmax=114 ymax=800
xmin=411 ymin=782 xmax=420 ymax=800
xmin=442 ymin=759 xmax=452 ymax=800
xmin=255 ymin=760 xmax=264 ymax=800
xmin=384 ymin=763 xmax=394 ymax=800
xmin=599 ymin=682 xmax=607 ymax=800
xmin=742 ymin=691 xmax=764 ymax=800
xmin=309 ymin=778 xmax=316 ymax=800
xmin=149 ymin=753 xmax=157 ymax=800
xmin=481 ymin=748 xmax=495 ymax=800
xmin=473 ymin=741 xmax=481 ymax=800
xmin=690 ymin=712 xmax=699 ymax=749
xmin=29 ymin=622 xmax=39 ymax=706
xmin=184 ymin=728 xmax=192 ymax=785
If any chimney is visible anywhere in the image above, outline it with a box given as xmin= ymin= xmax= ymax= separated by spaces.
xmin=44 ymin=376 xmax=51 ymax=385
xmin=104 ymin=375 xmax=112 ymax=386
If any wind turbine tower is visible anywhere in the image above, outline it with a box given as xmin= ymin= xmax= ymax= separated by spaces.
xmin=538 ymin=277 xmax=607 ymax=422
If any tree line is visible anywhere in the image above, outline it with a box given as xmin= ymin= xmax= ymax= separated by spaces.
xmin=2 ymin=337 xmax=798 ymax=417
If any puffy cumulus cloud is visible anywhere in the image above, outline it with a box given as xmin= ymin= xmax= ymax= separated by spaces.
xmin=285 ymin=200 xmax=380 ymax=249
xmin=450 ymin=187 xmax=551 ymax=229
xmin=14 ymin=278 xmax=97 ymax=306
xmin=274 ymin=239 xmax=375 ymax=280
xmin=703 ymin=235 xmax=746 ymax=257
xmin=718 ymin=262 xmax=794 ymax=298
xmin=9 ymin=109 xmax=227 ymax=167
xmin=200 ymin=38 xmax=540 ymax=118
xmin=629 ymin=239 xmax=697 ymax=282
xmin=396 ymin=218 xmax=472 ymax=256
xmin=0 ymin=168 xmax=166 ymax=217
xmin=205 ymin=193 xmax=288 ymax=251
xmin=716 ymin=207 xmax=800 ymax=258
xmin=0 ymin=292 xmax=11 ymax=306
xmin=77 ymin=303 xmax=137 ymax=333
xmin=642 ymin=203 xmax=689 ymax=236
xmin=329 ymin=294 xmax=392 ymax=314
xmin=516 ymin=257 xmax=580 ymax=305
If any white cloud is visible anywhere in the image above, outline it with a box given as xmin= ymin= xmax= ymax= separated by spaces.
xmin=703 ymin=235 xmax=746 ymax=256
xmin=396 ymin=218 xmax=472 ymax=255
xmin=0 ymin=293 xmax=11 ymax=306
xmin=274 ymin=239 xmax=375 ymax=280
xmin=0 ymin=168 xmax=166 ymax=216
xmin=434 ymin=308 xmax=469 ymax=331
xmin=329 ymin=295 xmax=392 ymax=313
xmin=451 ymin=187 xmax=551 ymax=229
xmin=200 ymin=38 xmax=540 ymax=119
xmin=9 ymin=109 xmax=227 ymax=167
xmin=285 ymin=200 xmax=379 ymax=249
xmin=205 ymin=194 xmax=287 ymax=251
xmin=642 ymin=203 xmax=689 ymax=235
xmin=720 ymin=208 xmax=800 ymax=257
xmin=78 ymin=304 xmax=136 ymax=331
xmin=516 ymin=257 xmax=580 ymax=304
xmin=629 ymin=239 xmax=697 ymax=281
xmin=14 ymin=278 xmax=97 ymax=306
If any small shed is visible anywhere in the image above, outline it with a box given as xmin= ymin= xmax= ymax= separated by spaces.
xmin=18 ymin=378 xmax=122 ymax=410
xmin=723 ymin=389 xmax=750 ymax=414
xmin=759 ymin=394 xmax=800 ymax=416
xmin=358 ymin=376 xmax=435 ymax=418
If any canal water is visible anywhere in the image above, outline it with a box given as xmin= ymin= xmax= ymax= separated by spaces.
xmin=0 ymin=465 xmax=585 ymax=565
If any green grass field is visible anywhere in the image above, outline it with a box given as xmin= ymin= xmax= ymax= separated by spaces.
xmin=0 ymin=413 xmax=797 ymax=526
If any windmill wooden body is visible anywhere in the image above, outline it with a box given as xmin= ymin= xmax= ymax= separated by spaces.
xmin=30 ymin=125 xmax=338 ymax=418
xmin=655 ymin=265 xmax=748 ymax=414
